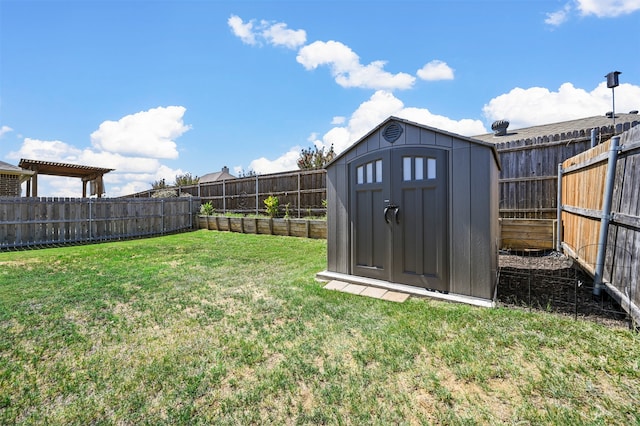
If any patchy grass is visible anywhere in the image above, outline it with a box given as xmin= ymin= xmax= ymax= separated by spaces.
xmin=1 ymin=230 xmax=639 ymax=424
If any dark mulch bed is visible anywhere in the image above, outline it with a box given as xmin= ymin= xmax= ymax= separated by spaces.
xmin=497 ymin=251 xmax=631 ymax=328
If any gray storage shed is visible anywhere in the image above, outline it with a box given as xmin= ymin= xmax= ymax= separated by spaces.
xmin=317 ymin=117 xmax=501 ymax=306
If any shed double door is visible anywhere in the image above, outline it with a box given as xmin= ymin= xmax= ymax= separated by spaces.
xmin=350 ymin=147 xmax=448 ymax=291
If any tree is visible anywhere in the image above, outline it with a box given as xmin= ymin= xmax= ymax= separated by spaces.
xmin=297 ymin=145 xmax=335 ymax=170
xmin=174 ymin=173 xmax=199 ymax=187
xmin=151 ymin=178 xmax=167 ymax=189
xmin=237 ymin=169 xmax=257 ymax=178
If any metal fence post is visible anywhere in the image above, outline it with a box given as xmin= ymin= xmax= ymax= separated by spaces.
xmin=556 ymin=163 xmax=563 ymax=252
xmin=297 ymin=173 xmax=301 ymax=218
xmin=594 ymin=136 xmax=621 ymax=295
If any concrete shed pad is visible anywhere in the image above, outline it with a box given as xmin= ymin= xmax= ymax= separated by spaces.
xmin=360 ymin=286 xmax=388 ymax=299
xmin=324 ymin=280 xmax=349 ymax=291
xmin=342 ymin=284 xmax=367 ymax=295
xmin=323 ymin=281 xmax=410 ymax=303
xmin=381 ymin=291 xmax=411 ymax=303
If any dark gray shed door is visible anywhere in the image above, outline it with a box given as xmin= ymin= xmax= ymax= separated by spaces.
xmin=350 ymin=147 xmax=448 ymax=291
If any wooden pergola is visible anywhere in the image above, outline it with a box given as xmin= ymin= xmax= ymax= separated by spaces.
xmin=18 ymin=159 xmax=114 ymax=198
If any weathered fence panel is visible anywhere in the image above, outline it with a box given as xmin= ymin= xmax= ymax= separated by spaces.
xmin=560 ymin=126 xmax=640 ymax=323
xmin=496 ymin=137 xmax=594 ymax=218
xmin=128 ymin=169 xmax=327 ymax=217
xmin=0 ymin=197 xmax=200 ymax=250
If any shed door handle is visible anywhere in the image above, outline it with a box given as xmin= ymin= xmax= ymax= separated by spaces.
xmin=384 ymin=205 xmax=399 ymax=224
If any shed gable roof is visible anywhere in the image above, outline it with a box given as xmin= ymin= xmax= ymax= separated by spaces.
xmin=327 ymin=116 xmax=501 ymax=169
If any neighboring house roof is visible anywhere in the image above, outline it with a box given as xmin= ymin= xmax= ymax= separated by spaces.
xmin=200 ymin=166 xmax=235 ymax=183
xmin=0 ymin=160 xmax=35 ymax=182
xmin=473 ymin=112 xmax=640 ymax=144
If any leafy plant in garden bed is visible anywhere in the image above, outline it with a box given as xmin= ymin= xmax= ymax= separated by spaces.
xmin=263 ymin=195 xmax=279 ymax=218
xmin=199 ymin=201 xmax=215 ymax=216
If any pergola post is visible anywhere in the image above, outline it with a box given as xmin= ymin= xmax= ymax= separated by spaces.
xmin=32 ymin=172 xmax=38 ymax=197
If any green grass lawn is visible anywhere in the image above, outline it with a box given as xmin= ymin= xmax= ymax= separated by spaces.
xmin=1 ymin=230 xmax=639 ymax=425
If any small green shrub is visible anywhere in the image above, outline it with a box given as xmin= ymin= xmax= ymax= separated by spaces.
xmin=264 ymin=195 xmax=279 ymax=218
xmin=200 ymin=201 xmax=215 ymax=216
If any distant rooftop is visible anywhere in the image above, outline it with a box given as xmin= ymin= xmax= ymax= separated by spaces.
xmin=200 ymin=166 xmax=235 ymax=183
xmin=0 ymin=160 xmax=35 ymax=180
xmin=473 ymin=112 xmax=640 ymax=144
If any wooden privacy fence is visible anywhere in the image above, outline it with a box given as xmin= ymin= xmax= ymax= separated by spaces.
xmin=129 ymin=169 xmax=327 ymax=218
xmin=0 ymin=197 xmax=200 ymax=250
xmin=559 ymin=126 xmax=640 ymax=323
xmin=496 ymin=133 xmax=596 ymax=219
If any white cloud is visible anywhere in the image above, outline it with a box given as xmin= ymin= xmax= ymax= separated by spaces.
xmin=576 ymin=0 xmax=640 ymax=17
xmin=228 ymin=15 xmax=256 ymax=45
xmin=105 ymin=164 xmax=183 ymax=197
xmin=417 ymin=60 xmax=454 ymax=81
xmin=249 ymin=145 xmax=302 ymax=174
xmin=90 ymin=106 xmax=190 ymax=159
xmin=331 ymin=116 xmax=346 ymax=125
xmin=7 ymin=138 xmax=82 ymax=161
xmin=8 ymin=106 xmax=190 ymax=197
xmin=296 ymin=40 xmax=415 ymax=90
xmin=228 ymin=15 xmax=306 ymax=50
xmin=545 ymin=4 xmax=572 ymax=26
xmin=0 ymin=125 xmax=13 ymax=138
xmin=545 ymin=0 xmax=640 ymax=25
xmin=250 ymin=90 xmax=488 ymax=173
xmin=397 ymin=108 xmax=488 ymax=136
xmin=78 ymin=150 xmax=162 ymax=173
xmin=482 ymin=81 xmax=640 ymax=129
xmin=231 ymin=15 xmax=441 ymax=90
xmin=261 ymin=21 xmax=306 ymax=49
xmin=36 ymin=176 xmax=80 ymax=198
xmin=6 ymin=137 xmax=183 ymax=197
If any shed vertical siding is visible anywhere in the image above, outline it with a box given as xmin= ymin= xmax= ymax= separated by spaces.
xmin=326 ymin=158 xmax=349 ymax=274
xmin=322 ymin=117 xmax=500 ymax=303
xmin=450 ymin=141 xmax=472 ymax=296
xmin=469 ymin=146 xmax=496 ymax=300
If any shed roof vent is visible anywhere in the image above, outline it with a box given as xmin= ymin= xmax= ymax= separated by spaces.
xmin=382 ymin=122 xmax=403 ymax=143
xmin=491 ymin=120 xmax=509 ymax=136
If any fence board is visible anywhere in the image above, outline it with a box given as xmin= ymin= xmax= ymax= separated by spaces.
xmin=0 ymin=197 xmax=199 ymax=250
xmin=127 ymin=169 xmax=327 ymax=218
xmin=496 ymin=137 xmax=593 ymax=218
xmin=560 ymin=126 xmax=640 ymax=323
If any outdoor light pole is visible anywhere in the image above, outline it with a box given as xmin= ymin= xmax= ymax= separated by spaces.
xmin=605 ymin=71 xmax=621 ymax=132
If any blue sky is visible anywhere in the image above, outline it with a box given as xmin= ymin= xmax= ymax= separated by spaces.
xmin=1 ymin=0 xmax=639 ymax=197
